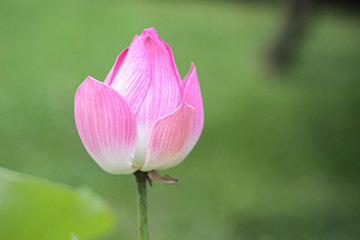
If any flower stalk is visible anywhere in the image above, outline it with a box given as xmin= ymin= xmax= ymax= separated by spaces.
xmin=134 ymin=171 xmax=149 ymax=240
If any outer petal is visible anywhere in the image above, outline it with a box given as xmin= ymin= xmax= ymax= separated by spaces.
xmin=141 ymin=103 xmax=195 ymax=171
xmin=108 ymin=35 xmax=151 ymax=115
xmin=74 ymin=77 xmax=137 ymax=174
xmin=133 ymin=34 xmax=182 ymax=168
xmin=165 ymin=63 xmax=204 ymax=168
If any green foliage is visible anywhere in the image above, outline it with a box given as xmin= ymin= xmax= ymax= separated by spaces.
xmin=0 ymin=167 xmax=115 ymax=240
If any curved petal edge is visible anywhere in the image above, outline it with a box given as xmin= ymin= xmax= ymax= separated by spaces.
xmin=74 ymin=77 xmax=137 ymax=174
xmin=104 ymin=48 xmax=129 ymax=85
xmin=108 ymin=35 xmax=151 ymax=115
xmin=141 ymin=103 xmax=195 ymax=171
xmin=180 ymin=63 xmax=204 ymax=160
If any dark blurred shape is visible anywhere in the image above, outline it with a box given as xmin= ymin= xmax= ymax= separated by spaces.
xmin=267 ymin=0 xmax=360 ymax=69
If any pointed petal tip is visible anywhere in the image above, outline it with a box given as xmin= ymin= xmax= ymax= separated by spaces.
xmin=180 ymin=102 xmax=195 ymax=112
xmin=104 ymin=34 xmax=145 ymax=86
xmin=141 ymin=28 xmax=160 ymax=39
xmin=185 ymin=63 xmax=197 ymax=79
xmin=104 ymin=48 xmax=129 ymax=85
xmin=75 ymin=76 xmax=98 ymax=97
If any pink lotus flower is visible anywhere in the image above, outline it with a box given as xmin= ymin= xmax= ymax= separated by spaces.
xmin=74 ymin=28 xmax=204 ymax=174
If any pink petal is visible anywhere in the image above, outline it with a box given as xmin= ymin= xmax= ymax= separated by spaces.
xmin=163 ymin=41 xmax=183 ymax=88
xmin=104 ymin=48 xmax=129 ymax=85
xmin=141 ymin=103 xmax=195 ymax=171
xmin=133 ymin=35 xmax=182 ymax=167
xmin=181 ymin=63 xmax=204 ymax=159
xmin=108 ymin=35 xmax=151 ymax=115
xmin=140 ymin=28 xmax=161 ymax=40
xmin=74 ymin=77 xmax=138 ymax=174
xmin=141 ymin=28 xmax=182 ymax=88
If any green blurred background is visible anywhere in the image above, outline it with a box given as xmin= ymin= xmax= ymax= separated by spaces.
xmin=1 ymin=0 xmax=359 ymax=239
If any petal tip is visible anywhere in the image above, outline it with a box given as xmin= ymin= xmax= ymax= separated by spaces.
xmin=104 ymin=48 xmax=129 ymax=85
xmin=141 ymin=28 xmax=160 ymax=39
xmin=181 ymin=102 xmax=195 ymax=112
xmin=75 ymin=76 xmax=97 ymax=98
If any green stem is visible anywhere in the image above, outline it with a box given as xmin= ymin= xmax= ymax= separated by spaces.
xmin=134 ymin=171 xmax=149 ymax=240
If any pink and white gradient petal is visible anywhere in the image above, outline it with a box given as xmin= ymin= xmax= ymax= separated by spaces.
xmin=159 ymin=64 xmax=204 ymax=170
xmin=133 ymin=34 xmax=182 ymax=168
xmin=141 ymin=103 xmax=195 ymax=171
xmin=107 ymin=35 xmax=151 ymax=115
xmin=74 ymin=77 xmax=137 ymax=174
xmin=181 ymin=64 xmax=204 ymax=159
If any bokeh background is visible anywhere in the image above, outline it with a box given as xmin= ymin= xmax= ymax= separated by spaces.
xmin=1 ymin=0 xmax=359 ymax=239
